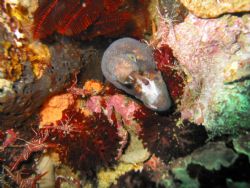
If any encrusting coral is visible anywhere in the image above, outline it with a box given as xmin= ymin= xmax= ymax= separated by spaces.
xmin=164 ymin=13 xmax=250 ymax=135
xmin=179 ymin=0 xmax=250 ymax=18
xmin=161 ymin=141 xmax=250 ymax=188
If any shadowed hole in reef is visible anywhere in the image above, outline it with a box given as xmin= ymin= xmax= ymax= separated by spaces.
xmin=138 ymin=109 xmax=208 ymax=164
xmin=111 ymin=170 xmax=166 ymax=188
xmin=187 ymin=155 xmax=250 ymax=188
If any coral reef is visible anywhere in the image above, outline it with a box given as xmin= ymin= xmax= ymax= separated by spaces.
xmin=0 ymin=0 xmax=249 ymax=187
xmin=0 ymin=80 xmax=207 ymax=187
xmin=166 ymin=13 xmax=250 ymax=135
xmin=0 ymin=2 xmax=85 ymax=128
xmin=180 ymin=0 xmax=250 ymax=18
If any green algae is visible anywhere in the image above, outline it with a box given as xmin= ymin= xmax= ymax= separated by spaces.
xmin=205 ymin=80 xmax=250 ymax=135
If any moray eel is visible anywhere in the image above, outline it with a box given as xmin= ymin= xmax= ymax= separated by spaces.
xmin=101 ymin=37 xmax=171 ymax=111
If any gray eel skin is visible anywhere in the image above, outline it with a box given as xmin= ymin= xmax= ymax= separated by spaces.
xmin=101 ymin=37 xmax=171 ymax=111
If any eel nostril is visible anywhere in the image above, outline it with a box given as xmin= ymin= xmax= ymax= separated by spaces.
xmin=141 ymin=78 xmax=149 ymax=85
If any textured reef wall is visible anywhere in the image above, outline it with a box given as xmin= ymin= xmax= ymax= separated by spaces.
xmin=165 ymin=13 xmax=250 ymax=135
xmin=0 ymin=1 xmax=87 ymax=128
xmin=179 ymin=0 xmax=250 ymax=18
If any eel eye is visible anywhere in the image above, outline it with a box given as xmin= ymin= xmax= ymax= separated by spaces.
xmin=126 ymin=53 xmax=137 ymax=63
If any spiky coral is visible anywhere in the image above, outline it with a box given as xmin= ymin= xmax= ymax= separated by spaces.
xmin=40 ymin=103 xmax=122 ymax=174
xmin=154 ymin=45 xmax=186 ymax=103
xmin=137 ymin=107 xmax=208 ymax=163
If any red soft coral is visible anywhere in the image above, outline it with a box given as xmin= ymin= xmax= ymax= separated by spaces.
xmin=41 ymin=105 xmax=122 ymax=175
xmin=137 ymin=107 xmax=208 ymax=163
xmin=154 ymin=45 xmax=186 ymax=102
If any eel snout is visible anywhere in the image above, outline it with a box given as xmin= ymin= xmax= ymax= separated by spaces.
xmin=101 ymin=37 xmax=171 ymax=111
xmin=130 ymin=71 xmax=171 ymax=111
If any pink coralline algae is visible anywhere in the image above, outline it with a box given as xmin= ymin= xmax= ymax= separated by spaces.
xmin=163 ymin=13 xmax=250 ymax=133
xmin=86 ymin=94 xmax=139 ymax=125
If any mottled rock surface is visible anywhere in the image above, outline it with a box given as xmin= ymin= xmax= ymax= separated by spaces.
xmin=0 ymin=28 xmax=84 ymax=129
xmin=166 ymin=14 xmax=250 ymax=134
xmin=180 ymin=0 xmax=250 ymax=18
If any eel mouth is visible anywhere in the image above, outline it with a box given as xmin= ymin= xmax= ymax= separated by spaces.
xmin=125 ymin=71 xmax=172 ymax=111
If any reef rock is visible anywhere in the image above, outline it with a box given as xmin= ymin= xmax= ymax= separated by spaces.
xmin=0 ymin=1 xmax=86 ymax=129
xmin=180 ymin=0 xmax=250 ymax=18
xmin=161 ymin=141 xmax=241 ymax=188
xmin=0 ymin=42 xmax=84 ymax=129
xmin=166 ymin=14 xmax=250 ymax=135
xmin=0 ymin=25 xmax=84 ymax=128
